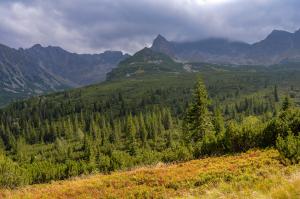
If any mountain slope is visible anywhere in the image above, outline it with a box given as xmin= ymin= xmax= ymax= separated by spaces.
xmin=107 ymin=47 xmax=183 ymax=80
xmin=0 ymin=43 xmax=128 ymax=106
xmin=151 ymin=29 xmax=300 ymax=65
xmin=0 ymin=44 xmax=69 ymax=106
xmin=24 ymin=45 xmax=128 ymax=85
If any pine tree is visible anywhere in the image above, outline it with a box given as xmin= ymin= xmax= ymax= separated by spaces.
xmin=125 ymin=114 xmax=136 ymax=143
xmin=274 ymin=85 xmax=280 ymax=102
xmin=213 ymin=108 xmax=225 ymax=135
xmin=163 ymin=109 xmax=173 ymax=130
xmin=125 ymin=114 xmax=137 ymax=154
xmin=110 ymin=120 xmax=121 ymax=144
xmin=166 ymin=131 xmax=173 ymax=148
xmin=183 ymin=78 xmax=215 ymax=142
xmin=282 ymin=96 xmax=292 ymax=111
xmin=138 ymin=113 xmax=148 ymax=146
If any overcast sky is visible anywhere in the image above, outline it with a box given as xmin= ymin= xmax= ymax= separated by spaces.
xmin=0 ymin=0 xmax=299 ymax=54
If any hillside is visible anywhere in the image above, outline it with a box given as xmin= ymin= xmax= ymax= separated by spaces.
xmin=1 ymin=150 xmax=299 ymax=198
xmin=107 ymin=47 xmax=183 ymax=80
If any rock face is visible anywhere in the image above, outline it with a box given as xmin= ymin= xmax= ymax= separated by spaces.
xmin=0 ymin=43 xmax=128 ymax=106
xmin=23 ymin=45 xmax=129 ymax=86
xmin=151 ymin=29 xmax=300 ymax=65
xmin=0 ymin=44 xmax=66 ymax=98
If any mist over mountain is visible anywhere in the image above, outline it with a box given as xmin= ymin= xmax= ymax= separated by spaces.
xmin=151 ymin=29 xmax=300 ymax=65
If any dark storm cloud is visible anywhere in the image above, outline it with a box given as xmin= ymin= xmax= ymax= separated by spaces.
xmin=0 ymin=0 xmax=300 ymax=53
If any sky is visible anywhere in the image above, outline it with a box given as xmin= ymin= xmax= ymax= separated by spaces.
xmin=0 ymin=0 xmax=300 ymax=54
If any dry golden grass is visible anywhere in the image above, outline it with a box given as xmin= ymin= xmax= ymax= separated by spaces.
xmin=1 ymin=149 xmax=299 ymax=199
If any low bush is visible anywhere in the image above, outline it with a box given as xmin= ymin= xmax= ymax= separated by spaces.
xmin=276 ymin=133 xmax=300 ymax=164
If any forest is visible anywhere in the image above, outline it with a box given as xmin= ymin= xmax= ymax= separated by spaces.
xmin=0 ymin=65 xmax=300 ymax=188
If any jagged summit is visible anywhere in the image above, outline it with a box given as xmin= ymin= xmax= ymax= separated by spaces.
xmin=151 ymin=34 xmax=175 ymax=58
xmin=153 ymin=34 xmax=168 ymax=44
xmin=150 ymin=28 xmax=300 ymax=65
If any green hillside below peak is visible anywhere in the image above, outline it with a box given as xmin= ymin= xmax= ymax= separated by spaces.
xmin=107 ymin=48 xmax=183 ymax=80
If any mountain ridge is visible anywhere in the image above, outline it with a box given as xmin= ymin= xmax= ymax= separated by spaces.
xmin=0 ymin=42 xmax=128 ymax=106
xmin=151 ymin=28 xmax=300 ymax=65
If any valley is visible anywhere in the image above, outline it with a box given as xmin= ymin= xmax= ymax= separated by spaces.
xmin=0 ymin=25 xmax=300 ymax=199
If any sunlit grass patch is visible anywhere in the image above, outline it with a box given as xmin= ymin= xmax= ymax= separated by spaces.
xmin=1 ymin=149 xmax=299 ymax=199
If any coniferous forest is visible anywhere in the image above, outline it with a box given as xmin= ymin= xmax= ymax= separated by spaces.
xmin=0 ymin=63 xmax=300 ymax=188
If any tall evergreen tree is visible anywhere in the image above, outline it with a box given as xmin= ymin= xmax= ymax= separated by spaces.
xmin=213 ymin=108 xmax=225 ymax=135
xmin=125 ymin=114 xmax=136 ymax=144
xmin=183 ymin=78 xmax=215 ymax=142
xmin=163 ymin=109 xmax=173 ymax=130
xmin=282 ymin=96 xmax=292 ymax=111
xmin=274 ymin=85 xmax=280 ymax=102
xmin=138 ymin=113 xmax=148 ymax=146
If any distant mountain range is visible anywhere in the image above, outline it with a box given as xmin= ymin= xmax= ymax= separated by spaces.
xmin=151 ymin=29 xmax=300 ymax=65
xmin=1 ymin=28 xmax=300 ymax=106
xmin=0 ymin=43 xmax=128 ymax=105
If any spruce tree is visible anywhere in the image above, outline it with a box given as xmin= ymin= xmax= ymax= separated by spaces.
xmin=282 ymin=96 xmax=292 ymax=111
xmin=138 ymin=113 xmax=147 ymax=146
xmin=163 ymin=109 xmax=173 ymax=130
xmin=213 ymin=108 xmax=225 ymax=135
xmin=125 ymin=114 xmax=136 ymax=144
xmin=274 ymin=85 xmax=280 ymax=102
xmin=183 ymin=78 xmax=215 ymax=142
xmin=125 ymin=114 xmax=137 ymax=154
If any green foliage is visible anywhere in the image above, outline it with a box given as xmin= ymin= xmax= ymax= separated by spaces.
xmin=194 ymin=133 xmax=219 ymax=157
xmin=162 ymin=144 xmax=193 ymax=162
xmin=276 ymin=133 xmax=300 ymax=164
xmin=0 ymin=153 xmax=25 ymax=188
xmin=1 ymin=64 xmax=300 ymax=188
xmin=282 ymin=96 xmax=292 ymax=111
xmin=183 ymin=78 xmax=215 ymax=142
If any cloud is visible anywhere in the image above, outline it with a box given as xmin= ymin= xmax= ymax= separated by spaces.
xmin=0 ymin=0 xmax=300 ymax=53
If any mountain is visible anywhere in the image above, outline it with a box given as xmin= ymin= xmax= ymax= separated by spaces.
xmin=248 ymin=29 xmax=300 ymax=64
xmin=0 ymin=44 xmax=69 ymax=106
xmin=107 ymin=47 xmax=183 ymax=80
xmin=151 ymin=29 xmax=300 ymax=65
xmin=151 ymin=35 xmax=251 ymax=64
xmin=23 ymin=45 xmax=128 ymax=86
xmin=0 ymin=43 xmax=128 ymax=106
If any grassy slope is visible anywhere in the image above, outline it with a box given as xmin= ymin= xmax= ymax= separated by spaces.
xmin=1 ymin=150 xmax=299 ymax=199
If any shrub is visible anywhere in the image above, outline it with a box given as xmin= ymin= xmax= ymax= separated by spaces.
xmin=97 ymin=155 xmax=111 ymax=173
xmin=276 ymin=133 xmax=300 ymax=164
xmin=134 ymin=149 xmax=161 ymax=165
xmin=0 ymin=154 xmax=25 ymax=188
xmin=194 ymin=134 xmax=219 ymax=158
xmin=224 ymin=116 xmax=264 ymax=152
xmin=110 ymin=150 xmax=133 ymax=171
xmin=162 ymin=144 xmax=193 ymax=162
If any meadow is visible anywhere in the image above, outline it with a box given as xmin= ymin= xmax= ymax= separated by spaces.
xmin=1 ymin=149 xmax=299 ymax=198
